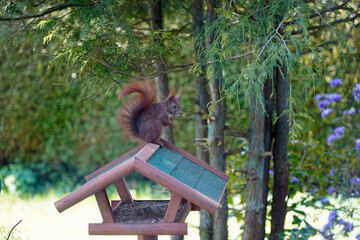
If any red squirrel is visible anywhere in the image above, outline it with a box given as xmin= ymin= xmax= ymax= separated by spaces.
xmin=118 ymin=81 xmax=182 ymax=146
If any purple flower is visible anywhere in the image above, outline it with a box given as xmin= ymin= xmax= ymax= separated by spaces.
xmin=330 ymin=78 xmax=342 ymax=88
xmin=350 ymin=177 xmax=356 ymax=185
xmin=321 ymin=108 xmax=334 ymax=118
xmin=326 ymin=93 xmax=342 ymax=102
xmin=320 ymin=198 xmax=329 ymax=205
xmin=291 ymin=177 xmax=298 ymax=183
xmin=343 ymin=108 xmax=356 ymax=115
xmin=327 ymin=134 xmax=338 ymax=145
xmin=269 ymin=170 xmax=274 ymax=175
xmin=309 ymin=188 xmax=318 ymax=194
xmin=316 ymin=93 xmax=324 ymax=102
xmin=333 ymin=126 xmax=345 ymax=137
xmin=321 ymin=222 xmax=332 ymax=233
xmin=329 ymin=170 xmax=334 ymax=177
xmin=355 ymin=191 xmax=360 ymax=196
xmin=318 ymin=99 xmax=331 ymax=110
xmin=327 ymin=186 xmax=335 ymax=194
xmin=356 ymin=139 xmax=360 ymax=150
xmin=356 ymin=234 xmax=360 ymax=240
xmin=340 ymin=220 xmax=353 ymax=233
xmin=353 ymin=83 xmax=360 ymax=102
xmin=328 ymin=210 xmax=338 ymax=222
xmin=327 ymin=127 xmax=346 ymax=146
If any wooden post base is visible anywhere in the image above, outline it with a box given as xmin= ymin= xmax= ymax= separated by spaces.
xmin=138 ymin=236 xmax=158 ymax=240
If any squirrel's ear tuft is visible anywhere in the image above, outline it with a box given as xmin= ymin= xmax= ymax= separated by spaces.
xmin=176 ymin=87 xmax=182 ymax=100
xmin=167 ymin=95 xmax=175 ymax=102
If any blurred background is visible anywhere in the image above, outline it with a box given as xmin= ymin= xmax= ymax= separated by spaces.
xmin=1 ymin=1 xmax=360 ymax=240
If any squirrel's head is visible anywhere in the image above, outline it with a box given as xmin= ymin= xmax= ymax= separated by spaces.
xmin=166 ymin=87 xmax=182 ymax=115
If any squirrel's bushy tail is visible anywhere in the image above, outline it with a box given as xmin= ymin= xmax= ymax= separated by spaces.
xmin=118 ymin=81 xmax=156 ymax=140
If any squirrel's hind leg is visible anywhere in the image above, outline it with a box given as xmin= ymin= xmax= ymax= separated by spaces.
xmin=138 ymin=119 xmax=163 ymax=147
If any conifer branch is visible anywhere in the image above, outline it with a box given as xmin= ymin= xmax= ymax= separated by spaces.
xmin=258 ymin=16 xmax=288 ymax=58
xmin=276 ymin=32 xmax=291 ymax=54
xmin=291 ymin=12 xmax=360 ymax=35
xmin=300 ymin=25 xmax=356 ymax=55
xmin=0 ymin=2 xmax=96 ymax=21
xmin=95 ymin=47 xmax=253 ymax=80
xmin=307 ymin=3 xmax=353 ymax=20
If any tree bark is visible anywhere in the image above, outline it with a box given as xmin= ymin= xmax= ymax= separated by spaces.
xmin=206 ymin=1 xmax=227 ymax=239
xmin=208 ymin=69 xmax=227 ymax=240
xmin=192 ymin=0 xmax=213 ymax=239
xmin=269 ymin=64 xmax=290 ymax=240
xmin=262 ymin=76 xmax=274 ymax=231
xmin=243 ymin=89 xmax=267 ymax=240
xmin=148 ymin=0 xmax=175 ymax=145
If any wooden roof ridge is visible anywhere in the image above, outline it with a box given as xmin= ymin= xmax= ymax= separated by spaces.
xmin=54 ymin=139 xmax=229 ymax=214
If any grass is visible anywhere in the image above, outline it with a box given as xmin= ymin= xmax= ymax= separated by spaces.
xmin=0 ymin=190 xmax=257 ymax=240
xmin=0 ymin=182 xmax=241 ymax=240
xmin=4 ymin=184 xmax=358 ymax=240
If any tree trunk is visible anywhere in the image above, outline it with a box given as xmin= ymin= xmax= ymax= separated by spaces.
xmin=263 ymin=76 xmax=274 ymax=230
xmin=192 ymin=0 xmax=213 ymax=239
xmin=148 ymin=2 xmax=178 ymax=240
xmin=208 ymin=70 xmax=227 ymax=240
xmin=243 ymin=89 xmax=266 ymax=240
xmin=270 ymin=64 xmax=290 ymax=240
xmin=206 ymin=1 xmax=227 ymax=239
xmin=148 ymin=0 xmax=175 ymax=144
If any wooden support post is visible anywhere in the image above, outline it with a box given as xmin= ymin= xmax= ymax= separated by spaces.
xmin=176 ymin=200 xmax=192 ymax=223
xmin=163 ymin=193 xmax=182 ymax=223
xmin=135 ymin=158 xmax=219 ymax=214
xmin=138 ymin=236 xmax=158 ymax=240
xmin=114 ymin=177 xmax=133 ymax=203
xmin=95 ymin=189 xmax=114 ymax=223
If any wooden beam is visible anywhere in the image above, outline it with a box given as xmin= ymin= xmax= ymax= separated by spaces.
xmin=134 ymin=143 xmax=160 ymax=162
xmin=88 ymin=223 xmax=187 ymax=235
xmin=85 ymin=143 xmax=146 ymax=181
xmin=111 ymin=200 xmax=120 ymax=210
xmin=176 ymin=200 xmax=192 ymax=223
xmin=54 ymin=158 xmax=135 ymax=213
xmin=95 ymin=189 xmax=114 ymax=223
xmin=163 ymin=193 xmax=182 ymax=223
xmin=134 ymin=158 xmax=219 ymax=214
xmin=114 ymin=178 xmax=133 ymax=203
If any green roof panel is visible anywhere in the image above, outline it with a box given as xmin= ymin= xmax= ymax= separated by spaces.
xmin=194 ymin=169 xmax=227 ymax=202
xmin=147 ymin=146 xmax=227 ymax=202
xmin=147 ymin=147 xmax=183 ymax=174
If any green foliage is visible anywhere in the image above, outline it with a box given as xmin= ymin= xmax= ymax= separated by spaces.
xmin=0 ymin=1 xmax=359 ymax=238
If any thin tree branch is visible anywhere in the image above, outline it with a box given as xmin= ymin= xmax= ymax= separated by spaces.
xmin=307 ymin=3 xmax=353 ymax=21
xmin=225 ymin=130 xmax=247 ymax=139
xmin=95 ymin=47 xmax=253 ymax=80
xmin=0 ymin=3 xmax=96 ymax=21
xmin=291 ymin=12 xmax=360 ymax=35
xmin=300 ymin=25 xmax=356 ymax=55
xmin=258 ymin=16 xmax=288 ymax=58
xmin=276 ymin=32 xmax=291 ymax=54
xmin=289 ymin=3 xmax=353 ymax=26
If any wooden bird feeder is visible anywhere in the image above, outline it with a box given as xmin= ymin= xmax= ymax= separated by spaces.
xmin=54 ymin=139 xmax=229 ymax=240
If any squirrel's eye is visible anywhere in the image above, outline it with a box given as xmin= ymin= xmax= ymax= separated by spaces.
xmin=173 ymin=105 xmax=177 ymax=108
